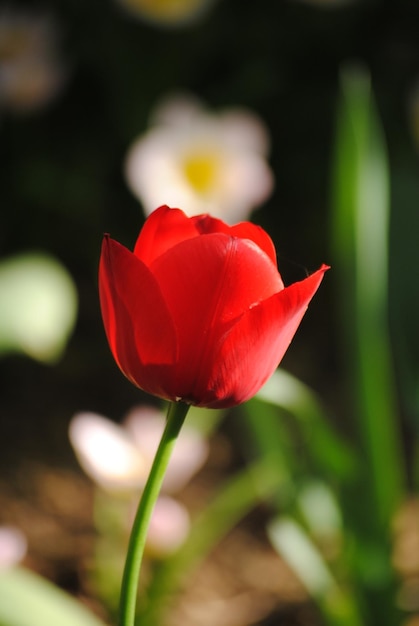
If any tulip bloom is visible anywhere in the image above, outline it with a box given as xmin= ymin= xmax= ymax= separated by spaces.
xmin=99 ymin=205 xmax=328 ymax=409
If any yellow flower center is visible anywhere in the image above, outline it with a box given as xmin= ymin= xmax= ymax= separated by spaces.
xmin=182 ymin=152 xmax=219 ymax=194
xmin=124 ymin=0 xmax=202 ymax=19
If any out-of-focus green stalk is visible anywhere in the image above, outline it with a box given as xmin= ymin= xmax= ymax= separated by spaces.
xmin=268 ymin=516 xmax=364 ymax=626
xmin=331 ymin=65 xmax=406 ymax=621
xmin=332 ymin=65 xmax=405 ymax=526
xmin=253 ymin=368 xmax=357 ymax=482
xmin=246 ymin=373 xmax=363 ymax=624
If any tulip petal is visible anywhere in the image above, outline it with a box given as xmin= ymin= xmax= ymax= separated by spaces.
xmin=133 ymin=205 xmax=201 ymax=265
xmin=200 ymin=265 xmax=329 ymax=408
xmin=192 ymin=213 xmax=279 ymax=270
xmin=150 ymin=232 xmax=283 ymax=402
xmin=99 ymin=236 xmax=178 ymax=396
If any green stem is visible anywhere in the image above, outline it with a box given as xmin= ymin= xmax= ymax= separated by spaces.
xmin=118 ymin=401 xmax=190 ymax=626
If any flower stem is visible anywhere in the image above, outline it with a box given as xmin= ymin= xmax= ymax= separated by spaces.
xmin=118 ymin=401 xmax=190 ymax=626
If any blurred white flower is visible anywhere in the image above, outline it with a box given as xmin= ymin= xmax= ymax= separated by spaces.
xmin=124 ymin=94 xmax=274 ymax=223
xmin=0 ymin=9 xmax=65 ymax=113
xmin=69 ymin=412 xmax=147 ymax=492
xmin=0 ymin=526 xmax=26 ymax=569
xmin=116 ymin=0 xmax=217 ymax=28
xmin=124 ymin=405 xmax=209 ymax=492
xmin=69 ymin=406 xmax=208 ymax=494
xmin=69 ymin=406 xmax=208 ymax=555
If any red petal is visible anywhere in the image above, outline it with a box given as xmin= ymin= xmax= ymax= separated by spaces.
xmin=99 ymin=235 xmax=178 ymax=398
xmin=150 ymin=233 xmax=284 ymax=402
xmin=200 ymin=265 xmax=329 ymax=408
xmin=192 ymin=214 xmax=279 ymax=270
xmin=133 ymin=205 xmax=201 ymax=266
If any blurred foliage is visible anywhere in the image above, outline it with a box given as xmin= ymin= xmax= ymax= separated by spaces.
xmin=0 ymin=252 xmax=77 ymax=362
xmin=0 ymin=566 xmax=108 ymax=626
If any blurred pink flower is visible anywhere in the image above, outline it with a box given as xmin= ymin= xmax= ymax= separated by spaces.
xmin=123 ymin=405 xmax=209 ymax=492
xmin=0 ymin=526 xmax=26 ymax=569
xmin=69 ymin=406 xmax=208 ymax=554
xmin=69 ymin=411 xmax=147 ymax=492
xmin=139 ymin=495 xmax=190 ymax=556
xmin=124 ymin=94 xmax=274 ymax=223
xmin=69 ymin=406 xmax=208 ymax=493
xmin=0 ymin=9 xmax=65 ymax=113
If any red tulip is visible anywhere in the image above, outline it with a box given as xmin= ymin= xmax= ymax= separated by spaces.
xmin=99 ymin=205 xmax=328 ymax=408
